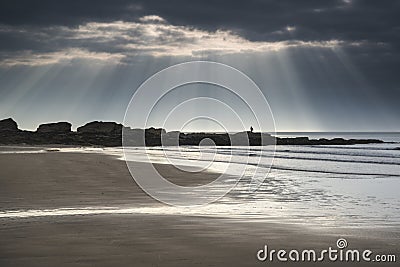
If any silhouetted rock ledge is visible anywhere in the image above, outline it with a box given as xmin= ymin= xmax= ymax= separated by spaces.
xmin=0 ymin=118 xmax=18 ymax=132
xmin=0 ymin=118 xmax=385 ymax=147
xmin=77 ymin=121 xmax=123 ymax=134
xmin=37 ymin=122 xmax=72 ymax=133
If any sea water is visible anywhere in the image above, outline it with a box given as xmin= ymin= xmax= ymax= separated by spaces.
xmin=120 ymin=133 xmax=400 ymax=228
xmin=1 ymin=133 xmax=399 ymax=228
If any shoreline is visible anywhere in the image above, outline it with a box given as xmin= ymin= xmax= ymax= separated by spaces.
xmin=0 ymin=151 xmax=398 ymax=266
xmin=0 ymin=147 xmax=399 ymax=224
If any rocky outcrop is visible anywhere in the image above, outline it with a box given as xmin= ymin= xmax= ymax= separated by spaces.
xmin=77 ymin=121 xmax=123 ymax=134
xmin=161 ymin=131 xmax=181 ymax=146
xmin=0 ymin=118 xmax=386 ymax=147
xmin=276 ymin=136 xmax=310 ymax=145
xmin=0 ymin=118 xmax=19 ymax=132
xmin=37 ymin=122 xmax=72 ymax=133
xmin=275 ymin=137 xmax=384 ymax=145
xmin=142 ymin=127 xmax=166 ymax=146
xmin=230 ymin=132 xmax=275 ymax=146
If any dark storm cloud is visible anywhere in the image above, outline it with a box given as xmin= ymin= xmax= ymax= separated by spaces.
xmin=135 ymin=0 xmax=400 ymax=43
xmin=0 ymin=0 xmax=143 ymax=26
xmin=0 ymin=0 xmax=399 ymax=94
xmin=0 ymin=0 xmax=399 ymax=43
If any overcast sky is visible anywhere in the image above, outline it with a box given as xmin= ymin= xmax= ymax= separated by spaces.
xmin=0 ymin=0 xmax=399 ymax=131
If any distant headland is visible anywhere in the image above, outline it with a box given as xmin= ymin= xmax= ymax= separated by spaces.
xmin=0 ymin=118 xmax=384 ymax=147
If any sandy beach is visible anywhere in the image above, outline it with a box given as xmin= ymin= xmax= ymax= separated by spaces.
xmin=1 ymin=0 xmax=400 ymax=265
xmin=0 ymin=150 xmax=398 ymax=266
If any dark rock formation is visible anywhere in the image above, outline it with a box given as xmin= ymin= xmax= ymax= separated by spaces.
xmin=232 ymin=132 xmax=275 ymax=146
xmin=0 ymin=118 xmax=19 ymax=132
xmin=74 ymin=121 xmax=124 ymax=146
xmin=179 ymin=132 xmax=231 ymax=146
xmin=123 ymin=128 xmax=145 ymax=146
xmin=276 ymin=137 xmax=310 ymax=145
xmin=145 ymin=127 xmax=166 ymax=135
xmin=37 ymin=122 xmax=72 ymax=133
xmin=144 ymin=127 xmax=166 ymax=146
xmin=0 ymin=118 xmax=386 ymax=147
xmin=161 ymin=131 xmax=181 ymax=146
xmin=77 ymin=121 xmax=123 ymax=134
xmin=275 ymin=137 xmax=384 ymax=145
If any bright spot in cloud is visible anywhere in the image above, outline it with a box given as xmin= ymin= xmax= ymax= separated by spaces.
xmin=286 ymin=26 xmax=296 ymax=32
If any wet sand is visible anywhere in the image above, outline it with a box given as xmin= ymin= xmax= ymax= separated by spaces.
xmin=0 ymin=150 xmax=398 ymax=266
